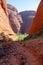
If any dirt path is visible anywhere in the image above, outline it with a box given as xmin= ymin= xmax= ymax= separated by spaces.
xmin=0 ymin=37 xmax=43 ymax=65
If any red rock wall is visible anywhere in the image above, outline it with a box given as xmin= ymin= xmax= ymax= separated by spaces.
xmin=29 ymin=0 xmax=43 ymax=35
xmin=0 ymin=0 xmax=18 ymax=41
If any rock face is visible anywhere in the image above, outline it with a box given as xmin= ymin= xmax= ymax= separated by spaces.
xmin=0 ymin=0 xmax=18 ymax=41
xmin=29 ymin=0 xmax=43 ymax=35
xmin=1 ymin=0 xmax=8 ymax=16
xmin=19 ymin=11 xmax=36 ymax=33
xmin=7 ymin=4 xmax=23 ymax=33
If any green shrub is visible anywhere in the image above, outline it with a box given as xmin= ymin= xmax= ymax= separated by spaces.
xmin=32 ymin=30 xmax=43 ymax=39
xmin=17 ymin=33 xmax=29 ymax=42
xmin=24 ymin=30 xmax=43 ymax=40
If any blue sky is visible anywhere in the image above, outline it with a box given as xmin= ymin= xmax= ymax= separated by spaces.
xmin=7 ymin=0 xmax=41 ymax=12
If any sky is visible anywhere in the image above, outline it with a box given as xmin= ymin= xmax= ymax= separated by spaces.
xmin=7 ymin=0 xmax=41 ymax=12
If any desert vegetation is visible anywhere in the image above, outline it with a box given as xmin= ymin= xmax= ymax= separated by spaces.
xmin=17 ymin=33 xmax=29 ymax=41
xmin=24 ymin=30 xmax=43 ymax=40
xmin=0 ymin=0 xmax=43 ymax=65
xmin=0 ymin=30 xmax=43 ymax=42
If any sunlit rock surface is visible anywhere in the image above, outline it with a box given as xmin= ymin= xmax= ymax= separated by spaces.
xmin=0 ymin=0 xmax=18 ymax=41
xmin=29 ymin=0 xmax=43 ymax=34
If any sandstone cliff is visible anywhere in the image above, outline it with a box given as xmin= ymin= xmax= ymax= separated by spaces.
xmin=29 ymin=0 xmax=43 ymax=35
xmin=7 ymin=4 xmax=23 ymax=33
xmin=19 ymin=11 xmax=36 ymax=33
xmin=0 ymin=0 xmax=18 ymax=41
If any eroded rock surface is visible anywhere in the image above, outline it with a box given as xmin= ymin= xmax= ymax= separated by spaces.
xmin=7 ymin=4 xmax=23 ymax=33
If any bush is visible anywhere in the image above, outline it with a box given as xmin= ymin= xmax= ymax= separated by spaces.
xmin=24 ymin=30 xmax=43 ymax=40
xmin=17 ymin=33 xmax=29 ymax=42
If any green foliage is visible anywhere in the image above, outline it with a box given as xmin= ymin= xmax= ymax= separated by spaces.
xmin=17 ymin=33 xmax=29 ymax=42
xmin=0 ymin=30 xmax=43 ymax=42
xmin=32 ymin=30 xmax=43 ymax=39
xmin=24 ymin=30 xmax=43 ymax=40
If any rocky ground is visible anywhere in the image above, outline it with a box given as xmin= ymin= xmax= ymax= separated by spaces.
xmin=0 ymin=36 xmax=43 ymax=65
